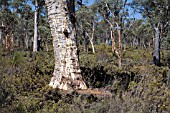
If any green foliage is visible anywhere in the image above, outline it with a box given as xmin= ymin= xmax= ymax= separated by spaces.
xmin=0 ymin=46 xmax=170 ymax=112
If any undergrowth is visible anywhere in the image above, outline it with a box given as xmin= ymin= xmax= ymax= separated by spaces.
xmin=0 ymin=45 xmax=170 ymax=113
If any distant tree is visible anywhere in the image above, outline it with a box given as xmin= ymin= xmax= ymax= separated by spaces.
xmin=131 ymin=0 xmax=169 ymax=66
xmin=76 ymin=5 xmax=97 ymax=53
xmin=33 ymin=0 xmax=39 ymax=52
xmin=0 ymin=0 xmax=18 ymax=50
xmin=0 ymin=0 xmax=51 ymax=51
xmin=10 ymin=0 xmax=34 ymax=50
xmin=45 ymin=0 xmax=87 ymax=90
xmin=33 ymin=0 xmax=45 ymax=52
xmin=124 ymin=19 xmax=153 ymax=48
xmin=95 ymin=0 xmax=129 ymax=67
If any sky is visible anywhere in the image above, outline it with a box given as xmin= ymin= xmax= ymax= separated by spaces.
xmin=84 ymin=0 xmax=142 ymax=19
xmin=30 ymin=0 xmax=142 ymax=19
xmin=86 ymin=0 xmax=95 ymax=6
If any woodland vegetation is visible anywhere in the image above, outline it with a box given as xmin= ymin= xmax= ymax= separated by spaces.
xmin=0 ymin=0 xmax=170 ymax=112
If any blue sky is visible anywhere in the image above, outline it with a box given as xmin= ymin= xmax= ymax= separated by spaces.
xmin=30 ymin=0 xmax=142 ymax=19
xmin=84 ymin=0 xmax=142 ymax=19
xmin=86 ymin=0 xmax=95 ymax=6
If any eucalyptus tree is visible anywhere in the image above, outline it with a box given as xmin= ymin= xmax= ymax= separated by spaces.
xmin=124 ymin=19 xmax=153 ymax=48
xmin=10 ymin=0 xmax=34 ymax=50
xmin=11 ymin=0 xmax=46 ymax=51
xmin=32 ymin=0 xmax=45 ymax=52
xmin=0 ymin=0 xmax=10 ymax=49
xmin=76 ymin=4 xmax=98 ymax=53
xmin=33 ymin=0 xmax=39 ymax=52
xmin=0 ymin=10 xmax=4 ymax=46
xmin=95 ymin=0 xmax=129 ymax=67
xmin=45 ymin=0 xmax=87 ymax=90
xmin=0 ymin=26 xmax=3 ymax=46
xmin=0 ymin=0 xmax=19 ymax=50
xmin=131 ymin=0 xmax=169 ymax=66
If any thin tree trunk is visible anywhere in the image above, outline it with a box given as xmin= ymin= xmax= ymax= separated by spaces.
xmin=5 ymin=34 xmax=9 ymax=50
xmin=142 ymin=39 xmax=146 ymax=49
xmin=33 ymin=0 xmax=38 ymax=52
xmin=105 ymin=30 xmax=108 ymax=44
xmin=105 ymin=19 xmax=116 ymax=53
xmin=0 ymin=28 xmax=2 ymax=46
xmin=25 ymin=31 xmax=29 ymax=50
xmin=123 ymin=34 xmax=126 ymax=51
xmin=153 ymin=27 xmax=160 ymax=66
xmin=133 ymin=35 xmax=139 ymax=48
xmin=45 ymin=43 xmax=49 ymax=52
xmin=10 ymin=34 xmax=14 ymax=51
xmin=45 ymin=0 xmax=87 ymax=90
xmin=110 ymin=27 xmax=116 ymax=52
xmin=105 ymin=18 xmax=122 ymax=67
xmin=86 ymin=22 xmax=95 ymax=54
xmin=86 ymin=32 xmax=95 ymax=54
xmin=90 ymin=25 xmax=95 ymax=53
xmin=117 ymin=28 xmax=122 ymax=68
xmin=90 ymin=39 xmax=95 ymax=53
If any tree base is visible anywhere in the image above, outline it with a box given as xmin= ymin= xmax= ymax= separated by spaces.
xmin=49 ymin=77 xmax=87 ymax=90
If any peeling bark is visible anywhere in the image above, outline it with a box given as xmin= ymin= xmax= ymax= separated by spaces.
xmin=33 ymin=0 xmax=39 ymax=52
xmin=110 ymin=27 xmax=116 ymax=53
xmin=91 ymin=22 xmax=95 ymax=54
xmin=5 ymin=34 xmax=9 ymax=49
xmin=0 ymin=27 xmax=2 ymax=46
xmin=10 ymin=34 xmax=14 ymax=51
xmin=86 ymin=31 xmax=95 ymax=54
xmin=117 ymin=26 xmax=122 ymax=68
xmin=5 ymin=33 xmax=14 ymax=51
xmin=90 ymin=28 xmax=95 ymax=53
xmin=153 ymin=27 xmax=160 ymax=66
xmin=45 ymin=0 xmax=87 ymax=90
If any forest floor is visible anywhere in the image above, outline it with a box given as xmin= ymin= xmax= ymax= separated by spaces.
xmin=0 ymin=45 xmax=170 ymax=113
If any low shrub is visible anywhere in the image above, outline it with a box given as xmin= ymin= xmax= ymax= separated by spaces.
xmin=0 ymin=46 xmax=170 ymax=113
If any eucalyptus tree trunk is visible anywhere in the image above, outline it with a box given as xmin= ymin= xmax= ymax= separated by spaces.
xmin=5 ymin=33 xmax=9 ymax=50
xmin=0 ymin=27 xmax=2 ymax=46
xmin=116 ymin=25 xmax=122 ymax=68
xmin=110 ymin=27 xmax=116 ymax=52
xmin=33 ymin=0 xmax=39 ymax=52
xmin=105 ymin=19 xmax=116 ymax=53
xmin=10 ymin=34 xmax=14 ymax=51
xmin=87 ymin=30 xmax=95 ymax=53
xmin=153 ymin=27 xmax=160 ymax=66
xmin=45 ymin=0 xmax=87 ymax=90
xmin=90 ymin=34 xmax=95 ymax=53
xmin=90 ymin=22 xmax=95 ymax=54
xmin=25 ymin=31 xmax=29 ymax=50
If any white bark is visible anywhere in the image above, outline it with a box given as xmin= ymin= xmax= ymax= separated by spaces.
xmin=86 ymin=31 xmax=95 ymax=54
xmin=45 ymin=0 xmax=87 ymax=90
xmin=153 ymin=27 xmax=160 ymax=65
xmin=0 ymin=28 xmax=2 ymax=46
xmin=91 ymin=23 xmax=95 ymax=53
xmin=33 ymin=0 xmax=38 ymax=52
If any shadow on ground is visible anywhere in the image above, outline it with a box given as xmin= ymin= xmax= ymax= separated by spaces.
xmin=81 ymin=66 xmax=135 ymax=91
